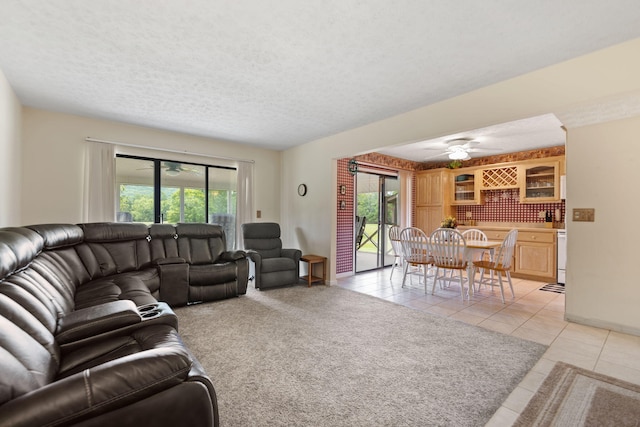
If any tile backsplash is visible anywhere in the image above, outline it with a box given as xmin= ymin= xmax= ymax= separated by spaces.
xmin=455 ymin=188 xmax=565 ymax=223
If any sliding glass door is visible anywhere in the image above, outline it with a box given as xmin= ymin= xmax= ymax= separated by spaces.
xmin=355 ymin=171 xmax=399 ymax=272
xmin=115 ymin=155 xmax=238 ymax=248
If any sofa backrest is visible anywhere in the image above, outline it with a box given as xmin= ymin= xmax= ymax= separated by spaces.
xmin=176 ymin=223 xmax=226 ymax=265
xmin=149 ymin=224 xmax=180 ymax=261
xmin=0 ymin=226 xmax=77 ymax=322
xmin=0 ymin=228 xmax=43 ymax=280
xmin=0 ymin=309 xmax=59 ymax=406
xmin=77 ymin=223 xmax=152 ymax=279
xmin=25 ymin=224 xmax=88 ymax=315
xmin=241 ymin=222 xmax=283 ymax=259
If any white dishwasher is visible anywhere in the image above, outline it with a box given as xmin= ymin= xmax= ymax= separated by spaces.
xmin=557 ymin=229 xmax=566 ymax=284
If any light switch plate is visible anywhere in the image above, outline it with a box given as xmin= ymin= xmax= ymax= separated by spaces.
xmin=573 ymin=208 xmax=595 ymax=222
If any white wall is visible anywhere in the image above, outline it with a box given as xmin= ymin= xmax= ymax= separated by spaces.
xmin=10 ymin=37 xmax=640 ymax=333
xmin=282 ymin=37 xmax=640 ymax=335
xmin=565 ymin=117 xmax=640 ymax=334
xmin=21 ymin=108 xmax=282 ymax=227
xmin=0 ymin=68 xmax=22 ymax=226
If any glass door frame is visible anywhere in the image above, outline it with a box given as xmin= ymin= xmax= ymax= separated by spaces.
xmin=355 ymin=171 xmax=399 ymax=273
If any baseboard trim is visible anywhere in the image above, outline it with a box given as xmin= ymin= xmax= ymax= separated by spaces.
xmin=565 ymin=314 xmax=640 ymax=337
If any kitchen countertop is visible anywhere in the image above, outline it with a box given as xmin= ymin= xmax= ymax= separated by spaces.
xmin=457 ymin=222 xmax=564 ymax=232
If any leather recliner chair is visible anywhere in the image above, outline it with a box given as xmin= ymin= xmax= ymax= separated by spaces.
xmin=241 ymin=222 xmax=301 ymax=290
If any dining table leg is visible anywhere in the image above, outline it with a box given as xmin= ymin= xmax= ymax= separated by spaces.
xmin=467 ymin=265 xmax=475 ymax=298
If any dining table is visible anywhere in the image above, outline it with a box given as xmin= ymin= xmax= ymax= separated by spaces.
xmin=463 ymin=240 xmax=502 ymax=297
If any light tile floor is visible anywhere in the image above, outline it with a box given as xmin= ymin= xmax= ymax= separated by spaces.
xmin=336 ymin=266 xmax=640 ymax=426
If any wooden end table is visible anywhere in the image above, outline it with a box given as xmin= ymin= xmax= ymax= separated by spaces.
xmin=300 ymin=254 xmax=327 ymax=287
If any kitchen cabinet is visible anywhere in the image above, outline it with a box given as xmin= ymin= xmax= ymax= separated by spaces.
xmin=415 ymin=169 xmax=452 ymax=235
xmin=478 ymin=165 xmax=519 ymax=190
xmin=451 ymin=170 xmax=483 ymax=205
xmin=416 ymin=170 xmax=443 ymax=205
xmin=519 ymin=161 xmax=561 ymax=203
xmin=514 ymin=230 xmax=556 ymax=281
xmin=458 ymin=226 xmax=557 ymax=282
xmin=416 ymin=206 xmax=445 ymax=236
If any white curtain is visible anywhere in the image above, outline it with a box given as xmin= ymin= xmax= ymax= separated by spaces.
xmin=235 ymin=161 xmax=254 ymax=249
xmin=83 ymin=141 xmax=116 ymax=222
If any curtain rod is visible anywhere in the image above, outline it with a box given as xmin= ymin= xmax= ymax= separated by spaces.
xmin=85 ymin=137 xmax=255 ymax=164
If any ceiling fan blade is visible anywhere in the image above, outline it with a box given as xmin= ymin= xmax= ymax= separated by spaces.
xmin=423 ymin=152 xmax=450 ymax=161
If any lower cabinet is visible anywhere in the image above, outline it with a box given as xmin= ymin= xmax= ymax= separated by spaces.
xmin=459 ymin=226 xmax=557 ymax=282
xmin=514 ymin=241 xmax=556 ymax=281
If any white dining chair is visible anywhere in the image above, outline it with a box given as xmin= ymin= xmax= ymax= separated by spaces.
xmin=388 ymin=225 xmax=403 ymax=281
xmin=399 ymin=227 xmax=432 ymax=292
xmin=429 ymin=228 xmax=469 ymax=299
xmin=462 ymin=228 xmax=489 ymax=289
xmin=473 ymin=229 xmax=518 ymax=303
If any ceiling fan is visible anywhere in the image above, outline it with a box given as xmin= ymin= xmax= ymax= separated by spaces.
xmin=138 ymin=161 xmax=202 ymax=176
xmin=422 ymin=138 xmax=500 ymax=161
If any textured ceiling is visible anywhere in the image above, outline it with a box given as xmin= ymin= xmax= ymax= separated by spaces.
xmin=377 ymin=114 xmax=566 ymax=162
xmin=2 ymin=1 xmax=640 ymax=152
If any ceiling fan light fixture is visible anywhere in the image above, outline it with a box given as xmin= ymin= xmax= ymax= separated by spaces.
xmin=165 ymin=169 xmax=180 ymax=176
xmin=448 ymin=149 xmax=470 ymax=160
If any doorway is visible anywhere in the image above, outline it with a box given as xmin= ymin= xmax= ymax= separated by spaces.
xmin=355 ymin=171 xmax=399 ymax=272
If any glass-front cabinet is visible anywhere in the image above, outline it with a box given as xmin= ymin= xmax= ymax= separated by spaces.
xmin=519 ymin=161 xmax=560 ymax=203
xmin=451 ymin=170 xmax=482 ymax=205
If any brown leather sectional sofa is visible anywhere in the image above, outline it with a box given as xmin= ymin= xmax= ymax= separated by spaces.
xmin=0 ymin=222 xmax=249 ymax=427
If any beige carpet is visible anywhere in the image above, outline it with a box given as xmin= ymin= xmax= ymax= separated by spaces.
xmin=175 ymin=284 xmax=546 ymax=426
xmin=515 ymin=361 xmax=640 ymax=426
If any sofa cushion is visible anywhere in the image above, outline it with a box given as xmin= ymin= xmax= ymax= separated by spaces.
xmin=176 ymin=224 xmax=226 ymax=264
xmin=74 ymin=270 xmax=159 ymax=309
xmin=189 ymin=262 xmax=237 ymax=286
xmin=241 ymin=222 xmax=283 ymax=259
xmin=0 ymin=229 xmax=43 ymax=279
xmin=261 ymin=257 xmax=297 ymax=274
xmin=27 ymin=224 xmax=83 ymax=250
xmin=149 ymin=224 xmax=180 ymax=260
xmin=0 ymin=315 xmax=57 ymax=404
xmin=78 ymin=223 xmax=152 ymax=278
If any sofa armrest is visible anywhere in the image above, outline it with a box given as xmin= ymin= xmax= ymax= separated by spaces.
xmin=157 ymin=261 xmax=189 ymax=307
xmin=245 ymin=250 xmax=261 ymax=263
xmin=220 ymin=250 xmax=247 ymax=262
xmin=154 ymin=257 xmax=186 ymax=266
xmin=281 ymin=248 xmax=302 ymax=261
xmin=56 ymin=300 xmax=141 ymax=345
xmin=0 ymin=347 xmax=192 ymax=427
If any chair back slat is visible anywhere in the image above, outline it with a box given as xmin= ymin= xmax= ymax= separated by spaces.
xmin=429 ymin=228 xmax=467 ymax=268
xmin=462 ymin=228 xmax=488 ymax=261
xmin=461 ymin=228 xmax=487 ymax=242
xmin=493 ymin=229 xmax=518 ymax=269
xmin=389 ymin=225 xmax=403 ymax=257
xmin=399 ymin=227 xmax=429 ymax=265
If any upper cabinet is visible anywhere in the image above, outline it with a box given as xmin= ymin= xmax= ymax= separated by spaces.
xmin=479 ymin=165 xmax=519 ymax=190
xmin=451 ymin=170 xmax=482 ymax=205
xmin=415 ymin=169 xmax=453 ymax=234
xmin=519 ymin=161 xmax=561 ymax=203
xmin=416 ymin=169 xmax=444 ymax=206
xmin=445 ymin=157 xmax=564 ymax=205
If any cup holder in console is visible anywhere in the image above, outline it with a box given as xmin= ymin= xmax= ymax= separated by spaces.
xmin=140 ymin=310 xmax=161 ymax=319
xmin=138 ymin=303 xmax=160 ymax=313
xmin=135 ymin=302 xmax=176 ymax=327
xmin=137 ymin=303 xmax=162 ymax=320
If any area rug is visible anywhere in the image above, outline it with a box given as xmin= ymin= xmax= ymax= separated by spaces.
xmin=175 ymin=285 xmax=547 ymax=426
xmin=515 ymin=361 xmax=640 ymax=426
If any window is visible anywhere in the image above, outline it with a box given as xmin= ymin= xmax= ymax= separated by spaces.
xmin=115 ymin=155 xmax=238 ymax=248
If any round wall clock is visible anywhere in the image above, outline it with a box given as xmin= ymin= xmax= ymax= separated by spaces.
xmin=297 ymin=183 xmax=307 ymax=196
